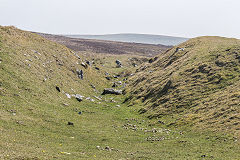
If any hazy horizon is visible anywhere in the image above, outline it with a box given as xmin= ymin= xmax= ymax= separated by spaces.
xmin=64 ymin=33 xmax=189 ymax=38
xmin=0 ymin=0 xmax=239 ymax=39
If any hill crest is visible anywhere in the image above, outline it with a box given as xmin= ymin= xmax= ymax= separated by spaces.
xmin=126 ymin=36 xmax=240 ymax=136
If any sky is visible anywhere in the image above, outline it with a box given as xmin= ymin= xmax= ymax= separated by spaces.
xmin=0 ymin=0 xmax=239 ymax=38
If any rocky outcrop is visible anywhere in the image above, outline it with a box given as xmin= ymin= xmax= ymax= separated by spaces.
xmin=76 ymin=69 xmax=83 ymax=79
xmin=75 ymin=94 xmax=84 ymax=102
xmin=102 ymin=88 xmax=122 ymax=95
xmin=116 ymin=60 xmax=122 ymax=68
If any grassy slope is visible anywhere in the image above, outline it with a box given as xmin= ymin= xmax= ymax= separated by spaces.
xmin=0 ymin=27 xmax=239 ymax=159
xmin=126 ymin=36 xmax=240 ymax=137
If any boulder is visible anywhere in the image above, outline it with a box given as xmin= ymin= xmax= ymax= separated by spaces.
xmin=68 ymin=122 xmax=74 ymax=126
xmin=94 ymin=96 xmax=102 ymax=101
xmin=75 ymin=94 xmax=84 ymax=102
xmin=102 ymin=88 xmax=122 ymax=95
xmin=90 ymin=84 xmax=96 ymax=89
xmin=76 ymin=69 xmax=83 ymax=79
xmin=81 ymin=62 xmax=88 ymax=69
xmin=105 ymin=77 xmax=111 ymax=80
xmin=86 ymin=60 xmax=94 ymax=66
xmin=175 ymin=47 xmax=185 ymax=52
xmin=105 ymin=146 xmax=111 ymax=151
xmin=116 ymin=60 xmax=122 ymax=68
xmin=86 ymin=97 xmax=95 ymax=102
xmin=56 ymin=86 xmax=61 ymax=92
xmin=113 ymin=75 xmax=120 ymax=78
xmin=112 ymin=82 xmax=118 ymax=88
xmin=66 ymin=93 xmax=71 ymax=99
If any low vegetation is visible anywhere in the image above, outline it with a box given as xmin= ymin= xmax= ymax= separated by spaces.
xmin=65 ymin=33 xmax=189 ymax=46
xmin=0 ymin=26 xmax=239 ymax=159
xmin=126 ymin=36 xmax=240 ymax=137
xmin=37 ymin=33 xmax=170 ymax=57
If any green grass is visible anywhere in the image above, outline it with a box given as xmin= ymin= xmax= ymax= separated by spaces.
xmin=0 ymin=26 xmax=239 ymax=159
xmin=1 ymin=95 xmax=239 ymax=159
xmin=127 ymin=36 xmax=240 ymax=136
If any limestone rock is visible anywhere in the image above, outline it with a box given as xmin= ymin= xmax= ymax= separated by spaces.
xmin=102 ymin=88 xmax=122 ymax=95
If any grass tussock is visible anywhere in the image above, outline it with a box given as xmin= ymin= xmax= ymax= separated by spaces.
xmin=127 ymin=36 xmax=240 ymax=136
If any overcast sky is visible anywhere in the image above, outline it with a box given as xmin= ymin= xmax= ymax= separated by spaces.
xmin=0 ymin=0 xmax=239 ymax=38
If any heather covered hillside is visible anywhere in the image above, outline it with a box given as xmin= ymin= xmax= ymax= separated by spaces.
xmin=66 ymin=33 xmax=189 ymax=46
xmin=37 ymin=33 xmax=171 ymax=57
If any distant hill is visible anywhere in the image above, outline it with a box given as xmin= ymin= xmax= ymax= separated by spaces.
xmin=37 ymin=33 xmax=171 ymax=57
xmin=65 ymin=33 xmax=189 ymax=46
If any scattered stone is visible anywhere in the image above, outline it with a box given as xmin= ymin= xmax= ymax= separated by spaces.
xmin=146 ymin=136 xmax=166 ymax=141
xmin=116 ymin=60 xmax=122 ymax=68
xmin=75 ymin=94 xmax=84 ymax=102
xmin=33 ymin=50 xmax=41 ymax=55
xmin=110 ymin=98 xmax=117 ymax=103
xmin=105 ymin=146 xmax=111 ymax=151
xmin=56 ymin=59 xmax=64 ymax=66
xmin=86 ymin=97 xmax=95 ymax=102
xmin=73 ymin=52 xmax=81 ymax=59
xmin=86 ymin=60 xmax=93 ymax=66
xmin=90 ymin=84 xmax=96 ymax=89
xmin=65 ymin=93 xmax=71 ymax=99
xmin=76 ymin=69 xmax=84 ymax=79
xmin=152 ymin=128 xmax=157 ymax=133
xmin=56 ymin=86 xmax=61 ymax=92
xmin=158 ymin=120 xmax=165 ymax=124
xmin=94 ymin=96 xmax=102 ymax=101
xmin=175 ymin=47 xmax=185 ymax=52
xmin=16 ymin=120 xmax=25 ymax=125
xmin=215 ymin=60 xmax=225 ymax=67
xmin=43 ymin=77 xmax=47 ymax=82
xmin=105 ymin=77 xmax=111 ymax=80
xmin=7 ymin=109 xmax=16 ymax=113
xmin=62 ymin=103 xmax=69 ymax=106
xmin=81 ymin=62 xmax=88 ymax=69
xmin=102 ymin=88 xmax=122 ymax=95
xmin=96 ymin=146 xmax=101 ymax=150
xmin=116 ymin=105 xmax=120 ymax=107
xmin=117 ymin=81 xmax=122 ymax=85
xmin=67 ymin=122 xmax=74 ymax=126
xmin=13 ymin=93 xmax=19 ymax=97
xmin=60 ymin=152 xmax=71 ymax=155
xmin=112 ymin=82 xmax=118 ymax=88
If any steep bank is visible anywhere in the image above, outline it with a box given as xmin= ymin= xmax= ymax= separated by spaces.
xmin=126 ymin=36 xmax=240 ymax=136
